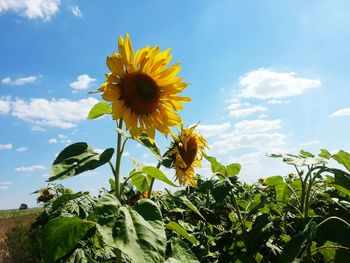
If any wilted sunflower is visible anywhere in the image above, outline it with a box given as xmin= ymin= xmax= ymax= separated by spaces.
xmin=169 ymin=124 xmax=208 ymax=186
xmin=37 ymin=188 xmax=54 ymax=203
xmin=100 ymin=33 xmax=190 ymax=142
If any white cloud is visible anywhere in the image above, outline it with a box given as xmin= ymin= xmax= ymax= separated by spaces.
xmin=0 ymin=0 xmax=60 ymax=21
xmin=227 ymin=99 xmax=267 ymax=118
xmin=0 ymin=143 xmax=12 ymax=150
xmin=206 ymin=119 xmax=286 ymax=156
xmin=48 ymin=138 xmax=57 ymax=144
xmin=197 ymin=122 xmax=231 ymax=137
xmin=70 ymin=74 xmax=97 ymax=90
xmin=14 ymin=165 xmax=46 ymax=172
xmin=234 ymin=119 xmax=282 ymax=134
xmin=1 ymin=75 xmax=38 ymax=85
xmin=123 ymin=151 xmax=130 ymax=157
xmin=31 ymin=126 xmax=46 ymax=131
xmin=71 ymin=5 xmax=82 ymax=17
xmin=1 ymin=96 xmax=98 ymax=129
xmin=267 ymin=99 xmax=290 ymax=105
xmin=58 ymin=134 xmax=67 ymax=139
xmin=330 ymin=108 xmax=350 ymax=118
xmin=229 ymin=105 xmax=267 ymax=118
xmin=1 ymin=77 xmax=11 ymax=84
xmin=17 ymin=146 xmax=28 ymax=152
xmin=300 ymin=140 xmax=320 ymax=146
xmin=239 ymin=68 xmax=321 ymax=99
xmin=210 ymin=132 xmax=286 ymax=155
xmin=0 ymin=181 xmax=12 ymax=190
xmin=0 ymin=97 xmax=11 ymax=114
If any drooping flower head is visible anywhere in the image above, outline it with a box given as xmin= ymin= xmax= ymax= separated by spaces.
xmin=100 ymin=33 xmax=190 ymax=142
xmin=37 ymin=188 xmax=54 ymax=203
xmin=169 ymin=124 xmax=208 ymax=186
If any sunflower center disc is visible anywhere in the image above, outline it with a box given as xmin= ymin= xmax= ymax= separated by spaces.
xmin=120 ymin=72 xmax=160 ymax=114
xmin=179 ymin=137 xmax=198 ymax=168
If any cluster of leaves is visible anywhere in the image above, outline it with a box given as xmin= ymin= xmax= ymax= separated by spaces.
xmin=32 ymin=141 xmax=350 ymax=262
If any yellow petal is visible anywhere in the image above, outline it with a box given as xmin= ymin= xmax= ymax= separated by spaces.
xmin=106 ymin=52 xmax=125 ymax=76
xmin=102 ymin=84 xmax=120 ymax=102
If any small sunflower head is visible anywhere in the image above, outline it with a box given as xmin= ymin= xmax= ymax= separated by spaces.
xmin=37 ymin=188 xmax=54 ymax=203
xmin=169 ymin=124 xmax=208 ymax=187
xmin=100 ymin=33 xmax=191 ymax=142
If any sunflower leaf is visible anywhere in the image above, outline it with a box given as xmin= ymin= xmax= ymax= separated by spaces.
xmin=141 ymin=166 xmax=177 ymax=187
xmin=87 ymin=101 xmax=112 ymax=119
xmin=49 ymin=142 xmax=114 ymax=181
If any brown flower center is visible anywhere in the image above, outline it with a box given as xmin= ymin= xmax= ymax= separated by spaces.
xmin=179 ymin=137 xmax=198 ymax=169
xmin=120 ymin=72 xmax=160 ymax=114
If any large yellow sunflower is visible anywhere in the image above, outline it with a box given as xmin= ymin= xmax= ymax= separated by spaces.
xmin=169 ymin=124 xmax=208 ymax=186
xmin=100 ymin=33 xmax=190 ymax=141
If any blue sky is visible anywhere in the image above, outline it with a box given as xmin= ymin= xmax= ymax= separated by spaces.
xmin=1 ymin=0 xmax=350 ymax=209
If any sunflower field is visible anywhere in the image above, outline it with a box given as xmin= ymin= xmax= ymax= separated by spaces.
xmin=28 ymin=34 xmax=350 ymax=263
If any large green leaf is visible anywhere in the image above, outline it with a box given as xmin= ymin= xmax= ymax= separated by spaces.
xmin=165 ymin=221 xmax=199 ymax=245
xmin=114 ymin=200 xmax=166 ymax=263
xmin=278 ymin=221 xmax=316 ymax=263
xmin=226 ymin=163 xmax=241 ymax=176
xmin=41 ymin=216 xmax=95 ymax=263
xmin=332 ymin=168 xmax=350 ymax=196
xmin=166 ymin=238 xmax=199 ymax=263
xmin=49 ymin=143 xmax=114 ymax=181
xmin=203 ymin=154 xmax=226 ymax=178
xmin=141 ymin=166 xmax=177 ymax=187
xmin=332 ymin=150 xmax=350 ymax=173
xmin=87 ymin=101 xmax=112 ymax=119
xmin=51 ymin=191 xmax=86 ymax=211
xmin=212 ymin=178 xmax=234 ymax=202
xmin=179 ymin=196 xmax=205 ymax=221
xmin=131 ymin=172 xmax=149 ymax=193
xmin=265 ymin=176 xmax=284 ymax=186
xmin=275 ymin=183 xmax=293 ymax=202
xmin=319 ymin=149 xmax=331 ymax=160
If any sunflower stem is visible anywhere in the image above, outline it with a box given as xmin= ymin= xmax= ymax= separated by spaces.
xmin=148 ymin=162 xmax=162 ymax=198
xmin=114 ymin=119 xmax=123 ymax=199
xmin=114 ymin=119 xmax=124 ymax=263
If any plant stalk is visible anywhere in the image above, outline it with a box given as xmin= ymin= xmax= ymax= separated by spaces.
xmin=147 ymin=162 xmax=162 ymax=197
xmin=114 ymin=119 xmax=123 ymax=199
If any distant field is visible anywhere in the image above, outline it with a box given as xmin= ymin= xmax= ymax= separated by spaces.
xmin=0 ymin=208 xmax=43 ymax=219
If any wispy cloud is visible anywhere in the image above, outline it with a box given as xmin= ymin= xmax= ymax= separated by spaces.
xmin=71 ymin=5 xmax=82 ymax=17
xmin=0 ymin=143 xmax=12 ymax=150
xmin=197 ymin=122 xmax=231 ymax=137
xmin=1 ymin=76 xmax=38 ymax=85
xmin=330 ymin=108 xmax=350 ymax=118
xmin=14 ymin=165 xmax=46 ymax=172
xmin=0 ymin=96 xmax=98 ymax=129
xmin=239 ymin=68 xmax=321 ymax=99
xmin=70 ymin=74 xmax=97 ymax=90
xmin=0 ymin=181 xmax=12 ymax=190
xmin=0 ymin=0 xmax=60 ymax=21
xmin=0 ymin=96 xmax=11 ymax=114
xmin=227 ymin=99 xmax=267 ymax=118
xmin=49 ymin=134 xmax=72 ymax=144
xmin=206 ymin=119 xmax=286 ymax=156
xmin=16 ymin=146 xmax=28 ymax=152
xmin=300 ymin=140 xmax=320 ymax=146
xmin=48 ymin=138 xmax=57 ymax=144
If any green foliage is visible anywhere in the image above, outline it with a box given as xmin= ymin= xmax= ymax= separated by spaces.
xmin=41 ymin=217 xmax=96 ymax=263
xmin=49 ymin=143 xmax=114 ymax=181
xmin=87 ymin=102 xmax=112 ymax=119
xmin=34 ymin=148 xmax=350 ymax=262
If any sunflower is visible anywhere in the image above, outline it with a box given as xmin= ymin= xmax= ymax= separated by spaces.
xmin=37 ymin=188 xmax=54 ymax=203
xmin=169 ymin=124 xmax=208 ymax=186
xmin=100 ymin=33 xmax=190 ymax=142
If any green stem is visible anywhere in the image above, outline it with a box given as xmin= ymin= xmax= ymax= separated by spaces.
xmin=114 ymin=119 xmax=123 ymax=198
xmin=230 ymin=190 xmax=246 ymax=234
xmin=114 ymin=119 xmax=123 ymax=263
xmin=147 ymin=162 xmax=162 ymax=197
